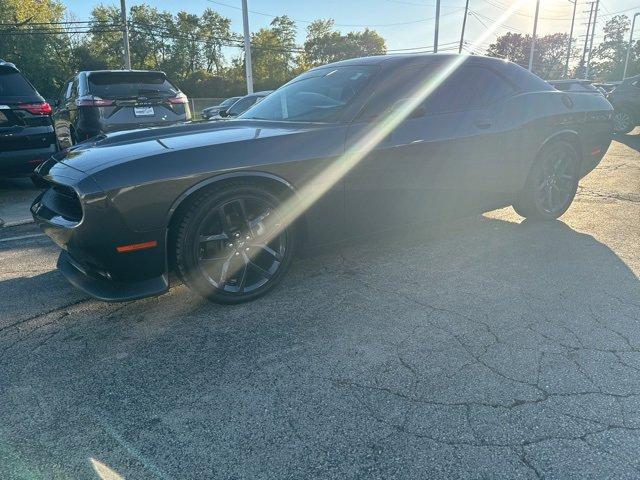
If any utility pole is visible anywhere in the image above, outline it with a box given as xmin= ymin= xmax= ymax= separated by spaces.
xmin=434 ymin=0 xmax=441 ymax=53
xmin=120 ymin=0 xmax=131 ymax=70
xmin=459 ymin=0 xmax=470 ymax=53
xmin=580 ymin=2 xmax=594 ymax=76
xmin=564 ymin=0 xmax=578 ymax=77
xmin=528 ymin=0 xmax=541 ymax=71
xmin=585 ymin=0 xmax=599 ymax=78
xmin=622 ymin=12 xmax=640 ymax=79
xmin=241 ymin=0 xmax=254 ymax=94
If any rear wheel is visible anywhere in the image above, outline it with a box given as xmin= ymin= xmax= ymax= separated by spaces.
xmin=172 ymin=183 xmax=295 ymax=303
xmin=613 ymin=107 xmax=635 ymax=134
xmin=513 ymin=141 xmax=580 ymax=220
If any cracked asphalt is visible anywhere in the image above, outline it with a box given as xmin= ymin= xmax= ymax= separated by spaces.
xmin=0 ymin=136 xmax=639 ymax=480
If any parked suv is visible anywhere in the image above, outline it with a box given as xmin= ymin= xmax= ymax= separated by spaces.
xmin=607 ymin=75 xmax=640 ymax=134
xmin=0 ymin=60 xmax=57 ymax=183
xmin=53 ymin=70 xmax=191 ymax=148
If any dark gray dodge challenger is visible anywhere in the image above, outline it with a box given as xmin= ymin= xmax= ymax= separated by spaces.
xmin=31 ymin=54 xmax=613 ymax=303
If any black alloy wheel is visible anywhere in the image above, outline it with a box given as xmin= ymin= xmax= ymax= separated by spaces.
xmin=173 ymin=183 xmax=294 ymax=303
xmin=513 ymin=141 xmax=580 ymax=220
xmin=613 ymin=108 xmax=635 ymax=134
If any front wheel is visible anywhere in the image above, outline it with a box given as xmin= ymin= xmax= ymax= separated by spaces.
xmin=172 ymin=183 xmax=295 ymax=304
xmin=513 ymin=141 xmax=580 ymax=220
xmin=613 ymin=108 xmax=635 ymax=134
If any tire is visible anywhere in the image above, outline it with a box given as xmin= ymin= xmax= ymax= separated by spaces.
xmin=513 ymin=140 xmax=580 ymax=220
xmin=172 ymin=182 xmax=295 ymax=304
xmin=613 ymin=107 xmax=635 ymax=134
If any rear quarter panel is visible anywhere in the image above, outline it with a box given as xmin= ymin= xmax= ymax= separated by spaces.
xmin=499 ymin=90 xmax=612 ymax=189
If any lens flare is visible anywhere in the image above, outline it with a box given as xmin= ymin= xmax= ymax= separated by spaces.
xmin=215 ymin=0 xmax=529 ymax=285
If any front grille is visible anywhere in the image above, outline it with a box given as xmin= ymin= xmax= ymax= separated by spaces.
xmin=43 ymin=184 xmax=83 ymax=223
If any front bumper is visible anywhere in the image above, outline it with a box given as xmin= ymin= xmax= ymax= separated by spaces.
xmin=57 ymin=250 xmax=168 ymax=302
xmin=31 ymin=168 xmax=170 ymax=302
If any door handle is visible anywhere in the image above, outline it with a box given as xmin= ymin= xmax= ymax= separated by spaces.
xmin=474 ymin=118 xmax=493 ymax=129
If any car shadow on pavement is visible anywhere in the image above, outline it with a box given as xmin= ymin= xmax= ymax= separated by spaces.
xmin=0 ymin=214 xmax=639 ymax=479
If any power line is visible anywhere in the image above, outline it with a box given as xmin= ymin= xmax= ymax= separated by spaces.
xmin=205 ymin=0 xmax=463 ymax=28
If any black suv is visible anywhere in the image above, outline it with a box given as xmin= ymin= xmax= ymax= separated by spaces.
xmin=0 ymin=60 xmax=57 ymax=182
xmin=607 ymin=75 xmax=640 ymax=134
xmin=53 ymin=70 xmax=191 ymax=149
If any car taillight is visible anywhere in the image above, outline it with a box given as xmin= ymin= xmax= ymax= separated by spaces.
xmin=18 ymin=102 xmax=52 ymax=115
xmin=75 ymin=96 xmax=114 ymax=107
xmin=168 ymin=93 xmax=188 ymax=105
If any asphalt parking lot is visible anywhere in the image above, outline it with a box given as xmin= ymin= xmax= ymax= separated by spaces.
xmin=0 ymin=136 xmax=639 ymax=479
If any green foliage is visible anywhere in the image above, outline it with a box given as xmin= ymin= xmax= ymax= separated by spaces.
xmin=0 ymin=0 xmax=72 ymax=97
xmin=589 ymin=15 xmax=639 ymax=80
xmin=486 ymin=32 xmax=574 ymax=79
xmin=299 ymin=19 xmax=386 ymax=69
xmin=4 ymin=0 xmax=633 ymax=99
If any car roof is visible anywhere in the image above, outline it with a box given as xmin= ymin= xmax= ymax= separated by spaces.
xmin=548 ymin=79 xmax=592 ymax=84
xmin=304 ymin=53 xmax=551 ymax=93
xmin=80 ymin=70 xmax=167 ymax=76
xmin=246 ymin=90 xmax=273 ymax=97
xmin=315 ymin=53 xmax=510 ymax=69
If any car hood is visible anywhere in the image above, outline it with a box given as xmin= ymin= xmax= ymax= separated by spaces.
xmin=55 ymin=119 xmax=330 ymax=175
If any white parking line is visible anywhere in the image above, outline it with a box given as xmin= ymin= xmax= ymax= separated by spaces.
xmin=0 ymin=233 xmax=46 ymax=243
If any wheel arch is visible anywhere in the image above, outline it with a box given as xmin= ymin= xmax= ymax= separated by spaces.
xmin=537 ymin=129 xmax=583 ymax=165
xmin=165 ymin=171 xmax=309 ymax=263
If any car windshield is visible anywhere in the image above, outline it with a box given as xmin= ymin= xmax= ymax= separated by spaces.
xmin=220 ymin=97 xmax=239 ymax=107
xmin=88 ymin=72 xmax=178 ymax=98
xmin=239 ymin=65 xmax=377 ymax=122
xmin=227 ymin=95 xmax=261 ymax=116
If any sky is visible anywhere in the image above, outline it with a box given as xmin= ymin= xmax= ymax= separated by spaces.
xmin=62 ymin=0 xmax=640 ymax=57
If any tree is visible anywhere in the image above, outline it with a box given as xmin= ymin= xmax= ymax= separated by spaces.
xmin=486 ymin=32 xmax=573 ymax=79
xmin=0 ymin=0 xmax=73 ymax=97
xmin=248 ymin=16 xmax=298 ymax=90
xmin=299 ymin=19 xmax=386 ymax=69
xmin=200 ymin=8 xmax=235 ymax=75
xmin=589 ymin=15 xmax=639 ymax=80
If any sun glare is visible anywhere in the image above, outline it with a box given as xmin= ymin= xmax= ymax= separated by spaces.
xmin=235 ymin=0 xmax=531 ymax=274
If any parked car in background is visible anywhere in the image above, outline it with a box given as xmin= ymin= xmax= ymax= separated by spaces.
xmin=0 ymin=59 xmax=57 ymax=185
xmin=606 ymin=75 xmax=640 ymax=133
xmin=32 ymin=54 xmax=613 ymax=304
xmin=216 ymin=91 xmax=273 ymax=119
xmin=548 ymin=79 xmax=604 ymax=94
xmin=201 ymin=96 xmax=241 ymax=119
xmin=53 ymin=70 xmax=190 ymax=149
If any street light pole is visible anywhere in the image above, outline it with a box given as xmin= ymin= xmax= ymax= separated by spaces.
xmin=585 ymin=0 xmax=599 ymax=78
xmin=120 ymin=0 xmax=131 ymax=70
xmin=564 ymin=0 xmax=578 ymax=77
xmin=459 ymin=0 xmax=470 ymax=53
xmin=622 ymin=12 xmax=640 ymax=79
xmin=528 ymin=0 xmax=541 ymax=71
xmin=241 ymin=0 xmax=254 ymax=94
xmin=580 ymin=1 xmax=594 ymax=75
xmin=434 ymin=0 xmax=441 ymax=53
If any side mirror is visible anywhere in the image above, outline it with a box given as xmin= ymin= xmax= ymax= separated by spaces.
xmin=219 ymin=109 xmax=228 ymax=117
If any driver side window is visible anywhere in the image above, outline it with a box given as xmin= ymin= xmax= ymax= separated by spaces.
xmin=358 ymin=63 xmax=515 ymax=121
